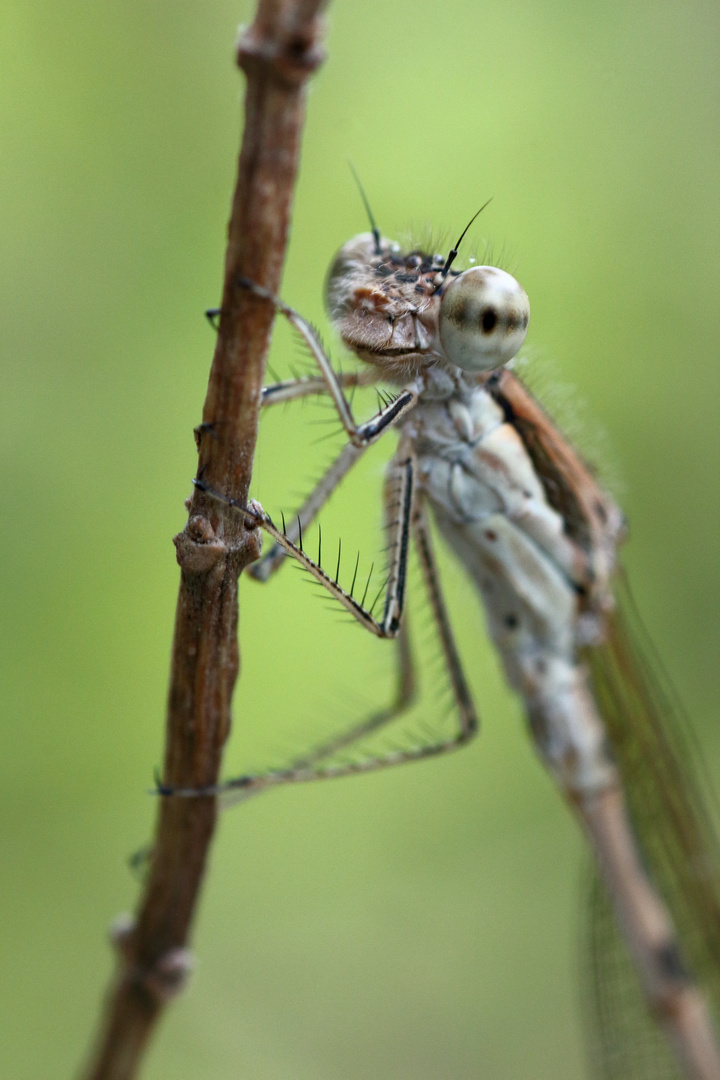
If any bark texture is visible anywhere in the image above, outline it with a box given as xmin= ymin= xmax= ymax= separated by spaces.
xmin=81 ymin=4 xmax=328 ymax=1077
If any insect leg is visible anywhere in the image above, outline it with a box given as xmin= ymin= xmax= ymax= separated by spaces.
xmin=195 ymin=452 xmax=416 ymax=636
xmin=236 ymin=277 xmax=418 ymax=446
xmin=410 ymin=499 xmax=478 ymax=744
xmin=261 ymin=369 xmax=380 ymax=408
xmin=160 ymin=488 xmax=478 ymax=800
xmin=160 ymin=460 xmax=419 ymax=797
xmin=284 ymin=620 xmax=417 ymax=768
xmin=250 ymin=442 xmax=367 ymax=582
xmin=159 ymin=621 xmax=417 ymax=803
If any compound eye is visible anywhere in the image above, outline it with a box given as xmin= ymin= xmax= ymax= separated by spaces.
xmin=439 ymin=266 xmax=530 ymax=372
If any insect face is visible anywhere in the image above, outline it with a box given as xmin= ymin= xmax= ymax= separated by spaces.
xmin=326 ymin=232 xmax=529 ymax=379
xmin=438 ymin=265 xmax=530 ymax=372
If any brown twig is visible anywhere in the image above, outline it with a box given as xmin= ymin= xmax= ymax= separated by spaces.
xmin=81 ymin=3 xmax=328 ymax=1077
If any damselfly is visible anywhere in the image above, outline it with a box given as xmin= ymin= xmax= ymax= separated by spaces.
xmin=168 ymin=206 xmax=720 ymax=1080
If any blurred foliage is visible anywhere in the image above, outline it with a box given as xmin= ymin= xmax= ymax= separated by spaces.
xmin=1 ymin=2 xmax=718 ymax=1078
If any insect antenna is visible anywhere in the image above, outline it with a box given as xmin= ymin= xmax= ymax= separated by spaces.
xmin=348 ymin=159 xmax=382 ymax=256
xmin=434 ymin=197 xmax=493 ymax=289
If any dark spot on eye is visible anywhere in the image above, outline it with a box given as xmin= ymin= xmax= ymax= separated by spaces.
xmin=395 ymin=272 xmax=419 ymax=283
xmin=504 ymin=614 xmax=519 ymax=629
xmin=376 ymin=265 xmax=392 ymax=277
xmin=506 ymin=309 xmax=518 ymax=331
xmin=520 ymin=311 xmax=529 ymax=329
xmin=484 ymin=529 xmax=497 ymax=541
xmin=406 ymin=254 xmax=422 ymax=268
xmin=523 ymin=490 xmax=532 ymax=499
xmin=481 ymin=307 xmax=498 ymax=333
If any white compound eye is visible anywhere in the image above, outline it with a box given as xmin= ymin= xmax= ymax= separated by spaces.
xmin=439 ymin=266 xmax=530 ymax=372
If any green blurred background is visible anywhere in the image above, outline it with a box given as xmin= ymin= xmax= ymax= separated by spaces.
xmin=2 ymin=2 xmax=718 ymax=1077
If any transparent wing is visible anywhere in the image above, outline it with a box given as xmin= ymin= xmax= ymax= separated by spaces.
xmin=583 ymin=866 xmax=682 ymax=1079
xmin=582 ymin=578 xmax=720 ymax=1075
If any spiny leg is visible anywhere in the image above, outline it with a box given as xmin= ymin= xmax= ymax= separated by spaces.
xmin=261 ymin=368 xmax=380 ymax=408
xmin=236 ymin=276 xmax=418 ymax=446
xmin=255 ymin=363 xmax=395 ymax=581
xmin=158 ymin=488 xmax=479 ymax=800
xmin=193 ymin=450 xmax=416 ymax=636
xmin=196 ymin=371 xmax=380 ymax=447
xmin=410 ymin=499 xmax=478 ymax=746
xmin=205 ymin=301 xmax=378 ymax=407
xmin=217 ymin=626 xmax=418 ymax=808
xmin=161 ymin=458 xmax=418 ymax=798
xmin=250 ymin=442 xmax=367 ymax=583
xmin=288 ymin=620 xmax=417 ymax=767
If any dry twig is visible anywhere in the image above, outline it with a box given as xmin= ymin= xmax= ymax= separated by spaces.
xmin=81 ymin=3 xmax=328 ymax=1077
